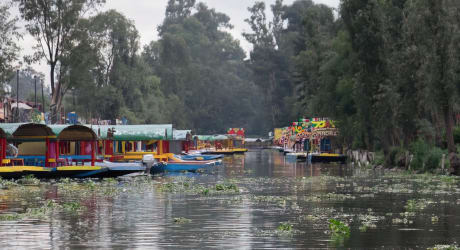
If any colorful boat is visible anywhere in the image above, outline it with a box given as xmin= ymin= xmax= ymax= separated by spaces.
xmin=74 ymin=162 xmax=146 ymax=178
xmin=309 ymin=153 xmax=347 ymax=164
xmin=203 ymin=149 xmax=235 ymax=155
xmin=285 ymin=152 xmax=307 ymax=161
xmin=150 ymin=161 xmax=216 ymax=174
xmin=0 ymin=123 xmax=145 ymax=179
xmin=179 ymin=154 xmax=223 ymax=161
xmin=93 ymin=124 xmax=174 ymax=162
xmin=232 ymin=148 xmax=248 ymax=153
xmin=277 ymin=118 xmax=347 ymax=164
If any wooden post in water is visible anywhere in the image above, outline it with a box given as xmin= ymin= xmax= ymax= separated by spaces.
xmin=441 ymin=154 xmax=446 ymax=173
xmin=91 ymin=141 xmax=95 ymax=166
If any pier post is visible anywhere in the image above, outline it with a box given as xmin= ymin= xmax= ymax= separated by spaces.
xmin=91 ymin=141 xmax=95 ymax=166
xmin=441 ymin=154 xmax=445 ymax=173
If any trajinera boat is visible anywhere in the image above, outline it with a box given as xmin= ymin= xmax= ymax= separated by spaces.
xmin=0 ymin=123 xmax=146 ymax=179
xmin=150 ymin=154 xmax=221 ymax=174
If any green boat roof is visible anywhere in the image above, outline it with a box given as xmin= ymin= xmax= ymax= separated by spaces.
xmin=173 ymin=129 xmax=191 ymax=140
xmin=94 ymin=124 xmax=173 ymax=141
xmin=0 ymin=123 xmax=170 ymax=141
xmin=49 ymin=124 xmax=97 ymax=141
xmin=194 ymin=134 xmax=229 ymax=141
xmin=0 ymin=123 xmax=54 ymax=138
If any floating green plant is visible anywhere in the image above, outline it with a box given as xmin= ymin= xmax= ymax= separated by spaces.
xmin=277 ymin=222 xmax=293 ymax=232
xmin=62 ymin=201 xmax=85 ymax=212
xmin=215 ymin=183 xmax=239 ymax=193
xmin=405 ymin=199 xmax=434 ymax=212
xmin=428 ymin=245 xmax=460 ymax=250
xmin=328 ymin=219 xmax=350 ymax=238
xmin=17 ymin=175 xmax=40 ymax=185
xmin=173 ymin=217 xmax=192 ymax=224
xmin=0 ymin=213 xmax=21 ymax=221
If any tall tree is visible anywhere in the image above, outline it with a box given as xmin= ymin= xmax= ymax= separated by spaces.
xmin=243 ymin=0 xmax=293 ymax=131
xmin=14 ymin=0 xmax=104 ymax=123
xmin=0 ymin=1 xmax=21 ymax=93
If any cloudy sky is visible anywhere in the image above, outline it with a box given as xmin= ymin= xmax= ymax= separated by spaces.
xmin=17 ymin=0 xmax=340 ymax=84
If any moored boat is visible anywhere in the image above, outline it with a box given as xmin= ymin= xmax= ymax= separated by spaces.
xmin=179 ymin=154 xmax=223 ymax=161
xmin=232 ymin=148 xmax=248 ymax=154
xmin=309 ymin=153 xmax=347 ymax=164
xmin=150 ymin=161 xmax=215 ymax=174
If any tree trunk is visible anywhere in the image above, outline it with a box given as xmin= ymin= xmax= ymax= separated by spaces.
xmin=50 ymin=63 xmax=58 ymax=124
xmin=444 ymin=104 xmax=456 ymax=153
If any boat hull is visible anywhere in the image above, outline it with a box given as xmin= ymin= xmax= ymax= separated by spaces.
xmin=309 ymin=154 xmax=347 ymax=164
xmin=150 ymin=162 xmax=215 ymax=174
xmin=180 ymin=154 xmax=223 ymax=161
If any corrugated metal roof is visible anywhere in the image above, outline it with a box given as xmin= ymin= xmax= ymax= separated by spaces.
xmin=194 ymin=134 xmax=229 ymax=141
xmin=0 ymin=123 xmax=54 ymax=138
xmin=49 ymin=124 xmax=97 ymax=140
xmin=173 ymin=129 xmax=191 ymax=140
xmin=94 ymin=124 xmax=173 ymax=141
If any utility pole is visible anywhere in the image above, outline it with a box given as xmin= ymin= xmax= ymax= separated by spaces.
xmin=41 ymin=79 xmax=45 ymax=113
xmin=16 ymin=69 xmax=19 ymax=122
xmin=34 ymin=76 xmax=37 ymax=108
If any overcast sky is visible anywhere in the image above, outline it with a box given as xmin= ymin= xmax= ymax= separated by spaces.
xmin=16 ymin=0 xmax=340 ymax=85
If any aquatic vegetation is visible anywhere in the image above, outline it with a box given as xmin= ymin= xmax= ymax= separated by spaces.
xmin=405 ymin=199 xmax=434 ymax=212
xmin=215 ymin=183 xmax=239 ymax=192
xmin=358 ymin=214 xmax=384 ymax=232
xmin=428 ymin=245 xmax=460 ymax=250
xmin=0 ymin=213 xmax=21 ymax=221
xmin=277 ymin=222 xmax=293 ymax=232
xmin=62 ymin=201 xmax=85 ymax=212
xmin=173 ymin=217 xmax=192 ymax=224
xmin=17 ymin=175 xmax=40 ymax=185
xmin=304 ymin=193 xmax=355 ymax=202
xmin=328 ymin=219 xmax=350 ymax=238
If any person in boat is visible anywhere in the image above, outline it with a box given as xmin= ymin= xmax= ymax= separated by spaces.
xmin=6 ymin=144 xmax=18 ymax=158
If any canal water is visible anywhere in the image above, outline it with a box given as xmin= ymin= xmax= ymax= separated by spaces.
xmin=0 ymin=149 xmax=459 ymax=249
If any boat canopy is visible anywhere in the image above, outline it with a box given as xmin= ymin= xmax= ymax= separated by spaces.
xmin=173 ymin=129 xmax=191 ymax=140
xmin=95 ymin=125 xmax=173 ymax=141
xmin=194 ymin=135 xmax=229 ymax=141
xmin=0 ymin=127 xmax=6 ymax=138
xmin=49 ymin=125 xmax=97 ymax=141
xmin=0 ymin=123 xmax=55 ymax=140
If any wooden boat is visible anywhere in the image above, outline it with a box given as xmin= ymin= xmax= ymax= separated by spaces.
xmin=309 ymin=153 xmax=347 ymax=164
xmin=0 ymin=166 xmax=52 ymax=179
xmin=232 ymin=148 xmax=248 ymax=154
xmin=0 ymin=123 xmax=146 ymax=179
xmin=150 ymin=161 xmax=215 ymax=174
xmin=73 ymin=162 xmax=146 ymax=178
xmin=203 ymin=149 xmax=235 ymax=155
xmin=180 ymin=154 xmax=223 ymax=161
xmin=285 ymin=152 xmax=307 ymax=161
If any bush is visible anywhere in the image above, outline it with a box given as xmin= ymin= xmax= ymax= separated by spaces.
xmin=410 ymin=139 xmax=445 ymax=172
xmin=425 ymin=147 xmax=444 ymax=171
xmin=388 ymin=147 xmax=406 ymax=167
xmin=374 ymin=151 xmax=385 ymax=166
xmin=410 ymin=139 xmax=430 ymax=171
xmin=454 ymin=126 xmax=460 ymax=144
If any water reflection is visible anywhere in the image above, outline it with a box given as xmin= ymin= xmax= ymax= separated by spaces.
xmin=0 ymin=149 xmax=459 ymax=249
